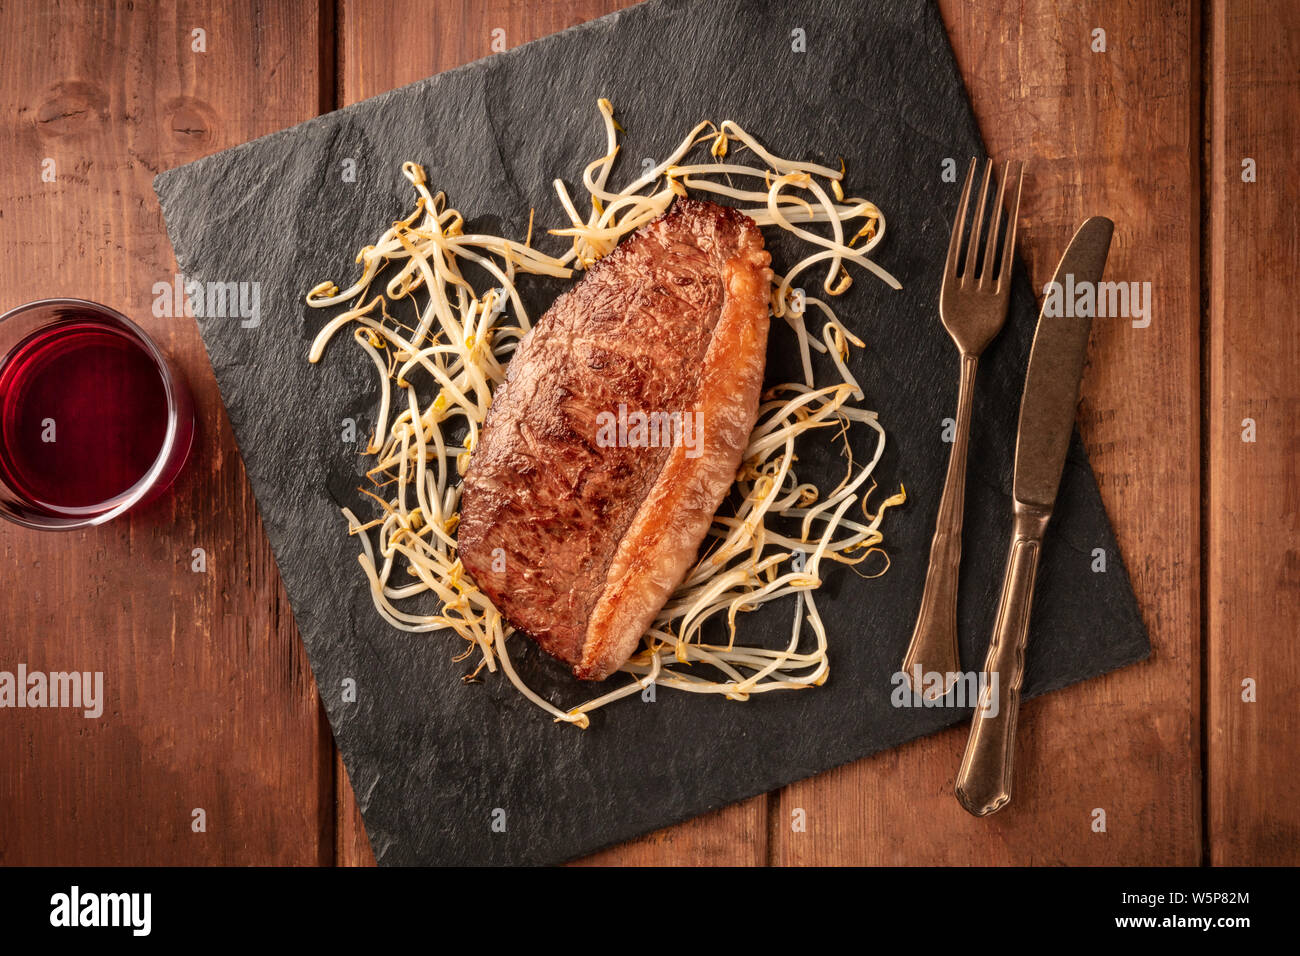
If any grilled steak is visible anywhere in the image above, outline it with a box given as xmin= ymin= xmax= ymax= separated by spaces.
xmin=458 ymin=198 xmax=772 ymax=680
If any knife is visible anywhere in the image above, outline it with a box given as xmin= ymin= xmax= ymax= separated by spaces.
xmin=953 ymin=216 xmax=1114 ymax=817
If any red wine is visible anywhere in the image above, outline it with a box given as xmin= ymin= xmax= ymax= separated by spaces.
xmin=0 ymin=319 xmax=169 ymax=514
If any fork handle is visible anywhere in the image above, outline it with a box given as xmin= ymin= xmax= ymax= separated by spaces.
xmin=901 ymin=352 xmax=978 ymax=697
xmin=954 ymin=505 xmax=1049 ymax=816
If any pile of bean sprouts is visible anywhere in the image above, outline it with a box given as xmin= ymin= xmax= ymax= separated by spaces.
xmin=306 ymin=100 xmax=905 ymax=728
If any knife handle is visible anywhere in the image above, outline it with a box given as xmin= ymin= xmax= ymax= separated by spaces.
xmin=954 ymin=505 xmax=1049 ymax=816
xmin=902 ymin=353 xmax=979 ymax=698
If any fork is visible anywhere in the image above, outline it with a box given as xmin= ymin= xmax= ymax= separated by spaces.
xmin=901 ymin=158 xmax=1024 ymax=699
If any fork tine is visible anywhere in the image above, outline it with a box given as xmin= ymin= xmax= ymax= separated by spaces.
xmin=962 ymin=159 xmax=993 ymax=284
xmin=944 ymin=158 xmax=977 ymax=282
xmin=978 ymin=162 xmax=1010 ymax=290
xmin=996 ymin=161 xmax=1024 ymax=292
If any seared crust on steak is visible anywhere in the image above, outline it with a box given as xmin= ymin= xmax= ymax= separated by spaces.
xmin=457 ymin=198 xmax=772 ymax=680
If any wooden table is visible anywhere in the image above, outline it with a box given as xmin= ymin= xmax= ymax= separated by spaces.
xmin=1 ymin=0 xmax=1294 ymax=866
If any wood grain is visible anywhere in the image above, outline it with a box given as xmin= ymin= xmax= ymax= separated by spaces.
xmin=0 ymin=0 xmax=331 ymax=865
xmin=4 ymin=0 xmax=1291 ymax=868
xmin=339 ymin=0 xmax=636 ymax=101
xmin=334 ymin=750 xmax=376 ymax=866
xmin=774 ymin=1 xmax=1203 ymax=864
xmin=1206 ymin=0 xmax=1300 ymax=865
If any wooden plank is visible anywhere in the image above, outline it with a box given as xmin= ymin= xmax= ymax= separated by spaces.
xmin=332 ymin=0 xmax=767 ymax=866
xmin=334 ymin=750 xmax=376 ymax=866
xmin=339 ymin=0 xmax=639 ymax=100
xmin=573 ymin=802 xmax=766 ymax=867
xmin=775 ymin=0 xmax=1203 ymax=863
xmin=1206 ymin=0 xmax=1300 ymax=865
xmin=0 ymin=0 xmax=331 ymax=865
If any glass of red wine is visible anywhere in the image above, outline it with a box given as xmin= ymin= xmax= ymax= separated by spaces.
xmin=0 ymin=298 xmax=195 ymax=530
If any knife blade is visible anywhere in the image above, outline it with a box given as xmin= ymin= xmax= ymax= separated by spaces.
xmin=954 ymin=216 xmax=1114 ymax=817
xmin=1013 ymin=216 xmax=1115 ymax=511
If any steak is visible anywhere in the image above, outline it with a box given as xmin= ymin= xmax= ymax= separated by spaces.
xmin=458 ymin=198 xmax=772 ymax=680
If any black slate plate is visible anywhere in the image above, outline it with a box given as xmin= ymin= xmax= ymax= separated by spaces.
xmin=154 ymin=0 xmax=1149 ymax=864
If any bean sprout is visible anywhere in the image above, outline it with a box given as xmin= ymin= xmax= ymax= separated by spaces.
xmin=306 ymin=101 xmax=905 ymax=728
